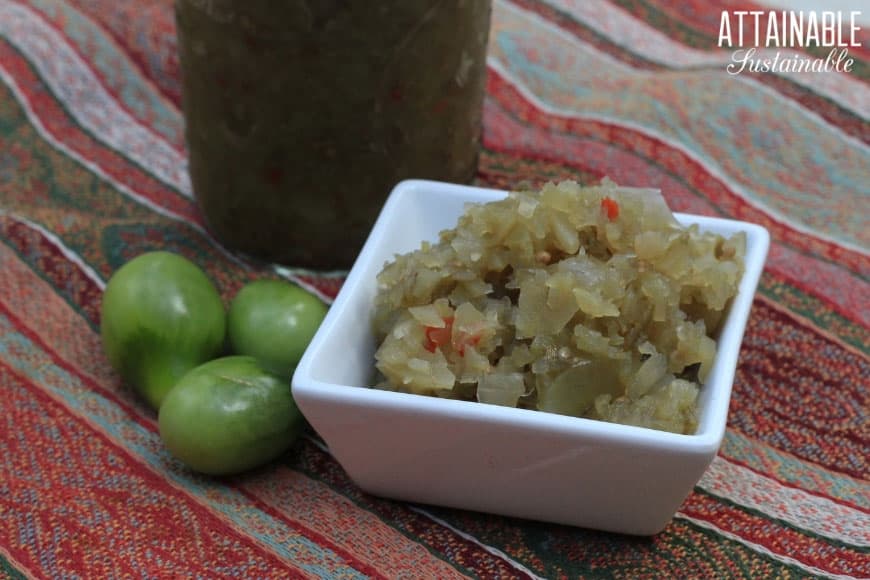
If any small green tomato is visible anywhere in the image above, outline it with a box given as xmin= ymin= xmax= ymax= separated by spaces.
xmin=227 ymin=279 xmax=327 ymax=378
xmin=158 ymin=356 xmax=304 ymax=476
xmin=100 ymin=251 xmax=226 ymax=410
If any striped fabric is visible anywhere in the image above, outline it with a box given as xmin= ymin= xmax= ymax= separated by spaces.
xmin=0 ymin=0 xmax=867 ymax=578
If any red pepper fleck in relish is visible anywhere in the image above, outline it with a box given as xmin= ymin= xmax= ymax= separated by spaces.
xmin=424 ymin=317 xmax=454 ymax=353
xmin=601 ymin=197 xmax=620 ymax=221
xmin=423 ymin=316 xmax=485 ymax=357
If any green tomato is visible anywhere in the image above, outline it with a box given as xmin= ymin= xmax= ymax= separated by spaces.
xmin=227 ymin=279 xmax=327 ymax=378
xmin=100 ymin=251 xmax=226 ymax=410
xmin=158 ymin=355 xmax=304 ymax=475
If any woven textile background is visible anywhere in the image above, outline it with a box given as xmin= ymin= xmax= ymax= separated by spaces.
xmin=0 ymin=0 xmax=868 ymax=578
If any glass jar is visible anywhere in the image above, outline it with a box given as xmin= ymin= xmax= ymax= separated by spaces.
xmin=175 ymin=0 xmax=492 ymax=269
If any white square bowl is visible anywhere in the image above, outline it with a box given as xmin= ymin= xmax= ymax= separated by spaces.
xmin=292 ymin=179 xmax=770 ymax=535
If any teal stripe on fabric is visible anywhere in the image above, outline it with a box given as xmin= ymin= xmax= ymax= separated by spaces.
xmin=490 ymin=13 xmax=870 ymax=250
xmin=0 ymin=313 xmax=371 ymax=580
xmin=0 ymin=554 xmax=27 ymax=580
xmin=22 ymin=0 xmax=183 ymax=145
xmin=721 ymin=430 xmax=870 ymax=510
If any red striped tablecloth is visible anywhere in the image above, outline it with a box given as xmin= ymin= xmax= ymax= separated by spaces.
xmin=0 ymin=0 xmax=867 ymax=578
